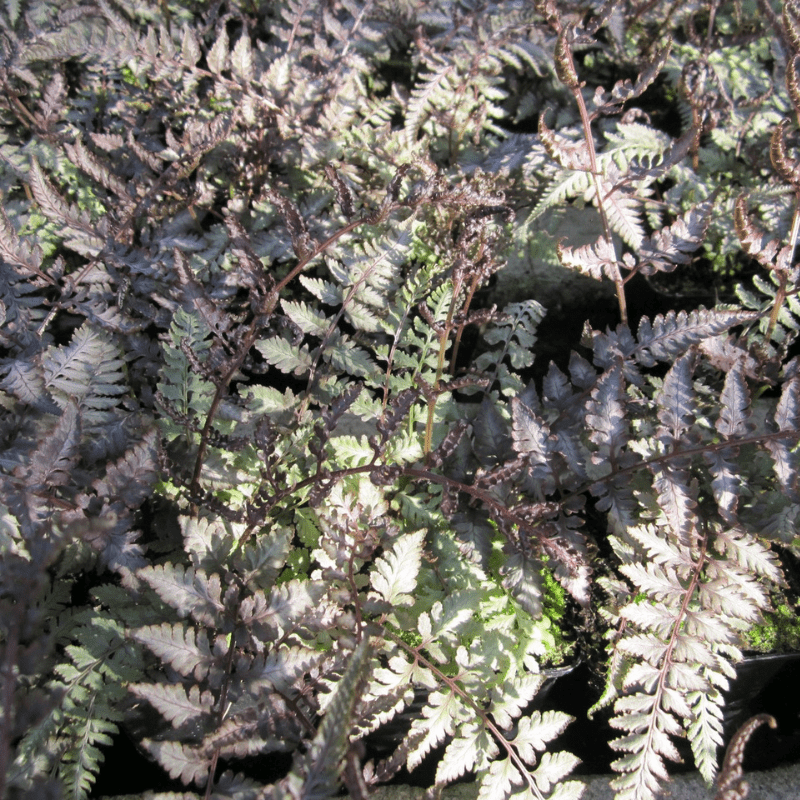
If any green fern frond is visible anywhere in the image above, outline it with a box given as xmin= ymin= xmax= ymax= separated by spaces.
xmin=474 ymin=299 xmax=546 ymax=396
xmin=10 ymin=609 xmax=143 ymax=800
xmin=158 ymin=307 xmax=218 ymax=442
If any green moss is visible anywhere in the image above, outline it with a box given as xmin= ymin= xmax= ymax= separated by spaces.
xmin=540 ymin=561 xmax=567 ymax=624
xmin=746 ymin=600 xmax=800 ymax=653
xmin=120 ymin=64 xmax=148 ymax=89
xmin=388 ymin=623 xmax=423 ymax=650
xmin=488 ymin=539 xmax=572 ymax=666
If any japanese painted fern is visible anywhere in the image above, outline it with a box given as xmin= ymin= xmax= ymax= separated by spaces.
xmin=1 ymin=2 xmax=799 ymax=800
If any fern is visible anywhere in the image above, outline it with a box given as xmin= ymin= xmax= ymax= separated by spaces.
xmin=403 ymin=293 xmax=798 ymax=797
xmin=123 ymin=462 xmax=577 ymax=797
xmin=42 ymin=323 xmax=127 ymax=425
xmin=473 ymin=300 xmax=546 ymax=397
xmin=533 ymin=118 xmax=670 ymax=238
xmin=157 ymin=307 xmax=218 ymax=444
xmin=8 ymin=606 xmax=147 ymax=800
xmin=606 ymin=522 xmax=777 ymax=798
xmin=284 ymin=638 xmax=372 ymax=800
xmin=3 ymin=3 xmax=800 ymax=799
xmin=359 ymin=520 xmax=577 ymax=799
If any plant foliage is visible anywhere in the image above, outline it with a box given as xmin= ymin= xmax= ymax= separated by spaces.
xmin=0 ymin=2 xmax=798 ymax=800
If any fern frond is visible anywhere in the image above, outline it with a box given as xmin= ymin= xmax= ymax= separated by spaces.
xmin=404 ymin=62 xmax=456 ymax=147
xmin=635 ymin=309 xmax=758 ymax=366
xmin=158 ymin=307 xmax=217 ymax=441
xmin=369 ymin=528 xmax=425 ymax=609
xmin=58 ymin=694 xmax=117 ymax=800
xmin=138 ymin=564 xmax=226 ymax=628
xmin=10 ymin=607 xmax=142 ymax=800
xmin=281 ymin=299 xmax=330 ymax=337
xmin=501 ymin=551 xmax=546 ymax=619
xmin=436 ymin=720 xmax=498 ymax=784
xmin=63 ymin=138 xmax=131 ymax=206
xmin=240 ymin=645 xmax=324 ymax=695
xmin=558 ymin=235 xmax=618 ymax=282
xmin=0 ymin=201 xmax=46 ymax=277
xmin=255 ymin=336 xmax=315 ymax=376
xmin=238 ymin=579 xmax=330 ymax=643
xmin=141 ymin=740 xmax=211 ymax=788
xmin=175 ymin=513 xmax=241 ymax=575
xmin=288 ymin=638 xmax=372 ymax=799
xmin=323 ymin=332 xmax=380 ymax=381
xmin=649 ymin=461 xmax=697 ymax=550
xmin=585 ymin=365 xmax=629 ymax=468
xmin=407 ymin=688 xmax=466 ymax=771
xmin=25 ymin=400 xmax=81 ymax=491
xmin=607 ymin=522 xmax=773 ymax=799
xmin=474 ymin=299 xmax=545 ymax=395
xmin=28 ymin=158 xmax=105 ymax=256
xmin=132 ymin=623 xmax=224 ymax=682
xmin=92 ymin=426 xmax=159 ymax=510
xmin=638 ymin=202 xmax=712 ymax=275
xmin=511 ymin=397 xmax=556 ymax=487
xmin=593 ymin=177 xmax=645 ymax=249
xmin=762 ymin=366 xmax=800 ymax=504
xmin=532 ymin=167 xmax=594 ymax=221
xmin=129 ymin=682 xmax=215 ymax=729
xmin=232 ymin=525 xmax=293 ymax=591
xmin=688 ymin=687 xmax=726 ymax=782
xmin=42 ymin=323 xmax=127 ymax=426
xmin=655 ymin=352 xmax=696 ymax=446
